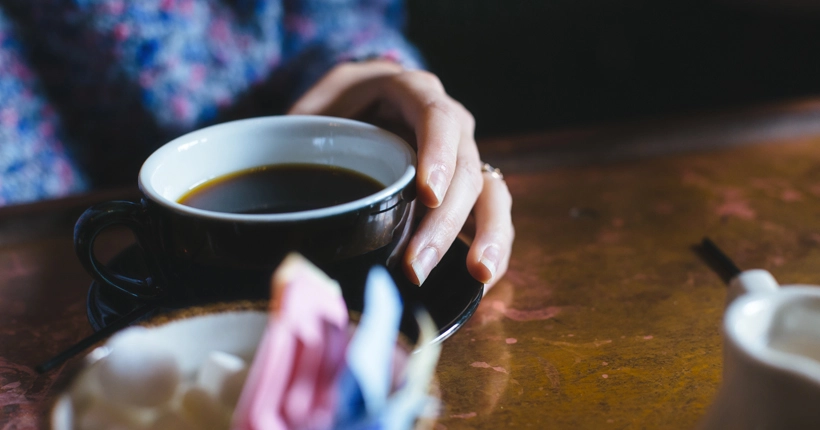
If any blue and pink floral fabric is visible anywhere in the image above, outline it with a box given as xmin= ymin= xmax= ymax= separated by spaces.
xmin=0 ymin=0 xmax=422 ymax=205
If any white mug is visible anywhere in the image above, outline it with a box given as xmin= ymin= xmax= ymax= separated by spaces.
xmin=699 ymin=270 xmax=820 ymax=429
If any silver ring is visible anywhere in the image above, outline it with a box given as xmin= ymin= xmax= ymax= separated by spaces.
xmin=481 ymin=162 xmax=504 ymax=180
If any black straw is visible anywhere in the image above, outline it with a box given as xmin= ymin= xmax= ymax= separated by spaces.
xmin=35 ymin=301 xmax=159 ymax=373
xmin=695 ymin=237 xmax=742 ymax=285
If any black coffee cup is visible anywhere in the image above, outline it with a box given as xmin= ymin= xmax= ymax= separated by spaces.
xmin=75 ymin=116 xmax=417 ymax=305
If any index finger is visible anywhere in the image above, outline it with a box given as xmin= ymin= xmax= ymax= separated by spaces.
xmin=322 ymin=71 xmax=464 ymax=209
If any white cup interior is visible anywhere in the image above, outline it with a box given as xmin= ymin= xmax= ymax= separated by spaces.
xmin=139 ymin=116 xmax=416 ymax=221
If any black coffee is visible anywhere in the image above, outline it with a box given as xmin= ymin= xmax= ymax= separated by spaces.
xmin=178 ymin=164 xmax=385 ymax=214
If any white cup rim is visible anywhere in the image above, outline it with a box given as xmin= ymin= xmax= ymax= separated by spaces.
xmin=138 ymin=116 xmax=417 ymax=222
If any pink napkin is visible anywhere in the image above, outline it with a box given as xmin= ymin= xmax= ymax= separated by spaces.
xmin=232 ymin=254 xmax=349 ymax=430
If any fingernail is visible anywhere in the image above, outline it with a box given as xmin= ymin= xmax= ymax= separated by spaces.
xmin=479 ymin=245 xmax=501 ymax=282
xmin=426 ymin=169 xmax=447 ymax=206
xmin=411 ymin=247 xmax=439 ymax=286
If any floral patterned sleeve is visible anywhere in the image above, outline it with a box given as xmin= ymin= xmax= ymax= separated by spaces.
xmin=0 ymin=8 xmax=87 ymax=205
xmin=279 ymin=0 xmax=425 ymax=99
xmin=0 ymin=0 xmax=422 ymax=205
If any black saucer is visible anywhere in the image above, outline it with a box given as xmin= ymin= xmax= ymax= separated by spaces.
xmin=87 ymin=239 xmax=483 ymax=344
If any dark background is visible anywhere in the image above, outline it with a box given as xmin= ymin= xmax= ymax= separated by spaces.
xmin=405 ymin=0 xmax=820 ymax=137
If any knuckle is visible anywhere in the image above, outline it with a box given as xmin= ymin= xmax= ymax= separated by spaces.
xmin=386 ymin=72 xmax=414 ymax=91
xmin=434 ymin=212 xmax=463 ymax=245
xmin=463 ymin=109 xmax=476 ymax=131
xmin=408 ymin=69 xmax=445 ymax=92
xmin=424 ymin=99 xmax=458 ymax=124
xmin=452 ymin=100 xmax=476 ymax=131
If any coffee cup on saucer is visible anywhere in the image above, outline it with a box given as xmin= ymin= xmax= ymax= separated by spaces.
xmin=74 ymin=116 xmax=417 ymax=305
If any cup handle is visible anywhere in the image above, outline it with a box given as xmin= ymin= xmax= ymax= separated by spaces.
xmin=726 ymin=269 xmax=780 ymax=305
xmin=74 ymin=200 xmax=164 ymax=300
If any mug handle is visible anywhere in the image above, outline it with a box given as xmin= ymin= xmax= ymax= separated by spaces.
xmin=74 ymin=200 xmax=164 ymax=300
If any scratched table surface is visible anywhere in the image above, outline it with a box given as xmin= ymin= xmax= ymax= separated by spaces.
xmin=7 ymin=99 xmax=820 ymax=429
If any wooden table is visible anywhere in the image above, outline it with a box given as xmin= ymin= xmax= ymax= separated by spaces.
xmin=6 ymin=99 xmax=820 ymax=428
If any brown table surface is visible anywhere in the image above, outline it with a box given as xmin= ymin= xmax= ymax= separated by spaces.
xmin=6 ymin=99 xmax=820 ymax=429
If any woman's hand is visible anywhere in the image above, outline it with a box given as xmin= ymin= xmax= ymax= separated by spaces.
xmin=289 ymin=60 xmax=514 ymax=288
